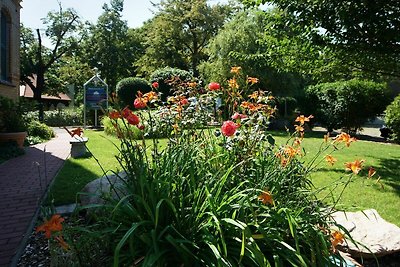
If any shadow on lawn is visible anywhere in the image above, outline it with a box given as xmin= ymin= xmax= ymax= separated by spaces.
xmin=46 ymin=156 xmax=104 ymax=206
xmin=373 ymin=156 xmax=400 ymax=196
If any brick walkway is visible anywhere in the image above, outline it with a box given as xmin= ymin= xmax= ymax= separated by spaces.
xmin=0 ymin=129 xmax=70 ymax=267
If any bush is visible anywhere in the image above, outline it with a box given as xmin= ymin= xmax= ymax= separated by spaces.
xmin=116 ymin=77 xmax=151 ymax=108
xmin=26 ymin=121 xmax=55 ymax=144
xmin=0 ymin=141 xmax=25 ymax=164
xmin=150 ymin=67 xmax=193 ymax=101
xmin=101 ymin=116 xmax=143 ymax=140
xmin=385 ymin=95 xmax=400 ymax=142
xmin=306 ymin=79 xmax=391 ymax=132
xmin=0 ymin=96 xmax=27 ymax=132
xmin=25 ymin=108 xmax=84 ymax=127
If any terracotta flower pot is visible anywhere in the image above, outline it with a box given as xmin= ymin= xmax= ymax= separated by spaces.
xmin=0 ymin=132 xmax=27 ymax=148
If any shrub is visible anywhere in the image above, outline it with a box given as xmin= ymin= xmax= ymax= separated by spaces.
xmin=384 ymin=95 xmax=400 ymax=142
xmin=101 ymin=116 xmax=143 ymax=140
xmin=149 ymin=67 xmax=193 ymax=101
xmin=0 ymin=96 xmax=27 ymax=132
xmin=116 ymin=77 xmax=151 ymax=108
xmin=306 ymin=79 xmax=391 ymax=132
xmin=25 ymin=108 xmax=84 ymax=127
xmin=0 ymin=141 xmax=25 ymax=164
xmin=26 ymin=121 xmax=55 ymax=144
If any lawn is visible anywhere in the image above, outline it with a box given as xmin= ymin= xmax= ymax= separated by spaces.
xmin=48 ymin=130 xmax=400 ymax=226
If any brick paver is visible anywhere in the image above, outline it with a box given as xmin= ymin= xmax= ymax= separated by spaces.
xmin=0 ymin=129 xmax=70 ymax=267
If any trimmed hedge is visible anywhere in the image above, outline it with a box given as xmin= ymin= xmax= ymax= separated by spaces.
xmin=150 ymin=67 xmax=193 ymax=101
xmin=116 ymin=77 xmax=151 ymax=108
xmin=306 ymin=79 xmax=391 ymax=132
xmin=385 ymin=95 xmax=400 ymax=142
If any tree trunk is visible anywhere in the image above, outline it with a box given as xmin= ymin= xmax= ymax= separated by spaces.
xmin=33 ymin=72 xmax=45 ymax=122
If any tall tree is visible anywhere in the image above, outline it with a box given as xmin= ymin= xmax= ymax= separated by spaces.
xmin=136 ymin=0 xmax=236 ymax=77
xmin=242 ymin=0 xmax=400 ymax=78
xmin=20 ymin=7 xmax=81 ymax=101
xmin=82 ymin=0 xmax=142 ymax=91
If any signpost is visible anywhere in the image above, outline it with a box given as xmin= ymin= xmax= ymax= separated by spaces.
xmin=83 ymin=68 xmax=108 ymax=129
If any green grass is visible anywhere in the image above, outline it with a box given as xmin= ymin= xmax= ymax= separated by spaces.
xmin=48 ymin=130 xmax=400 ymax=226
xmin=47 ymin=130 xmax=121 ymax=205
xmin=272 ymin=131 xmax=400 ymax=226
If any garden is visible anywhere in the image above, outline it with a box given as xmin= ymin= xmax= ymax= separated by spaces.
xmin=18 ymin=66 xmax=395 ymax=267
xmin=5 ymin=0 xmax=399 ymax=266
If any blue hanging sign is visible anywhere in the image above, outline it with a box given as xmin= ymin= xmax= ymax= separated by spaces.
xmin=85 ymin=86 xmax=107 ymax=110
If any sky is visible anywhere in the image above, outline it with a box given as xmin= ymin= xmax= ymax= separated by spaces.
xmin=20 ymin=0 xmax=227 ymax=30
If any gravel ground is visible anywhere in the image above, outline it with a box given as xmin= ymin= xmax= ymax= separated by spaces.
xmin=17 ymin=230 xmax=50 ymax=267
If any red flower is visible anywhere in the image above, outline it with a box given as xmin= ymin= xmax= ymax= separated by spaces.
xmin=208 ymin=82 xmax=221 ymax=91
xmin=221 ymin=121 xmax=238 ymax=137
xmin=180 ymin=98 xmax=189 ymax=106
xmin=137 ymin=124 xmax=145 ymax=130
xmin=152 ymin=81 xmax=159 ymax=89
xmin=126 ymin=113 xmax=140 ymax=125
xmin=134 ymin=98 xmax=147 ymax=109
xmin=121 ymin=107 xmax=133 ymax=118
xmin=109 ymin=110 xmax=121 ymax=119
xmin=231 ymin=112 xmax=247 ymax=120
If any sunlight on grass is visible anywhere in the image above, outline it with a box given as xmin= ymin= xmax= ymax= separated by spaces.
xmin=49 ymin=130 xmax=400 ymax=227
xmin=272 ymin=132 xmax=400 ymax=226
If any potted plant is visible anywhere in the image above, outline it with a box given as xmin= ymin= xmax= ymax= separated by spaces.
xmin=0 ymin=96 xmax=27 ymax=148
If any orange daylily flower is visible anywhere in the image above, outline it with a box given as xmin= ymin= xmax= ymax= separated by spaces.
xmin=295 ymin=115 xmax=314 ymax=125
xmin=345 ymin=159 xmax=365 ymax=175
xmin=331 ymin=231 xmax=345 ymax=252
xmin=368 ymin=167 xmax=376 ymax=178
xmin=36 ymin=214 xmax=64 ymax=239
xmin=325 ymin=155 xmax=337 ymax=166
xmin=143 ymin=91 xmax=158 ymax=102
xmin=334 ymin=132 xmax=357 ymax=147
xmin=295 ymin=125 xmax=304 ymax=132
xmin=284 ymin=145 xmax=301 ymax=158
xmin=258 ymin=190 xmax=274 ymax=205
xmin=248 ymin=91 xmax=260 ymax=100
xmin=186 ymin=82 xmax=197 ymax=88
xmin=247 ymin=77 xmax=259 ymax=85
xmin=228 ymin=77 xmax=239 ymax=89
xmin=230 ymin=66 xmax=242 ymax=74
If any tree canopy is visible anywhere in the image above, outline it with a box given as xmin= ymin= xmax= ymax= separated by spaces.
xmin=242 ymin=0 xmax=400 ymax=78
xmin=136 ymin=0 xmax=236 ymax=77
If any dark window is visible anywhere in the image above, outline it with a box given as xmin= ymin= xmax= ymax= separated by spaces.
xmin=0 ymin=10 xmax=10 ymax=81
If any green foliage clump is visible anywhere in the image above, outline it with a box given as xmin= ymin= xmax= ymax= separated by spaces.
xmin=150 ymin=67 xmax=193 ymax=100
xmin=306 ymin=79 xmax=391 ymax=132
xmin=26 ymin=121 xmax=55 ymax=144
xmin=116 ymin=77 xmax=151 ymax=108
xmin=384 ymin=95 xmax=400 ymax=142
xmin=0 ymin=142 xmax=25 ymax=164
xmin=101 ymin=116 xmax=143 ymax=140
xmin=25 ymin=108 xmax=83 ymax=127
xmin=0 ymin=96 xmax=27 ymax=132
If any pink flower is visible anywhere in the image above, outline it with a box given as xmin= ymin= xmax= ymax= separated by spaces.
xmin=152 ymin=81 xmax=159 ymax=89
xmin=134 ymin=98 xmax=147 ymax=109
xmin=221 ymin=121 xmax=238 ymax=137
xmin=180 ymin=98 xmax=189 ymax=106
xmin=208 ymin=82 xmax=221 ymax=91
xmin=231 ymin=112 xmax=247 ymax=120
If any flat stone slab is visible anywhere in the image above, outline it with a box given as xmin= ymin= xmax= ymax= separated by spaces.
xmin=333 ymin=209 xmax=400 ymax=258
xmin=69 ymin=137 xmax=88 ymax=158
